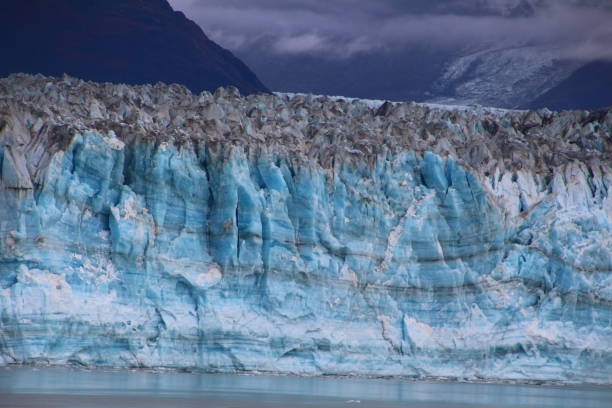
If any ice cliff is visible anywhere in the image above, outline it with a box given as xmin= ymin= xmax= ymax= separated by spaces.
xmin=0 ymin=74 xmax=610 ymax=383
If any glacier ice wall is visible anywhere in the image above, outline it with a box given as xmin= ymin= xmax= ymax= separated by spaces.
xmin=0 ymin=74 xmax=611 ymax=383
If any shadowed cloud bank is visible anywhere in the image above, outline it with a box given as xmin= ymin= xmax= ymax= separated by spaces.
xmin=169 ymin=0 xmax=612 ymax=60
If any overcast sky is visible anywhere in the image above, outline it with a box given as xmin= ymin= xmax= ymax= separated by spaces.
xmin=168 ymin=0 xmax=612 ymax=61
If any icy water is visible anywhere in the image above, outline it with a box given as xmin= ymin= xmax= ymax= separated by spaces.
xmin=0 ymin=367 xmax=610 ymax=408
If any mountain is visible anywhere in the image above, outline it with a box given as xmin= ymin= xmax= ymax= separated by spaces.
xmin=1 ymin=74 xmax=610 ymax=383
xmin=239 ymin=44 xmax=589 ymax=109
xmin=526 ymin=60 xmax=612 ymax=110
xmin=242 ymin=47 xmax=452 ymax=103
xmin=426 ymin=46 xmax=585 ymax=109
xmin=0 ymin=0 xmax=269 ymax=95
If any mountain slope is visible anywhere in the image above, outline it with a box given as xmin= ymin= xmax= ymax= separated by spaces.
xmin=0 ymin=0 xmax=269 ymax=95
xmin=526 ymin=61 xmax=612 ymax=110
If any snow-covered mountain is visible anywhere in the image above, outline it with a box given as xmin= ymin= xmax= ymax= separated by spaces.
xmin=429 ymin=46 xmax=583 ymax=108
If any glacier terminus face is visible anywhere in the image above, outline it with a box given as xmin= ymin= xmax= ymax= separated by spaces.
xmin=0 ymin=74 xmax=610 ymax=384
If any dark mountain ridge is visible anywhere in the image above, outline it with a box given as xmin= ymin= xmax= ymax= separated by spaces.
xmin=0 ymin=0 xmax=269 ymax=95
xmin=526 ymin=60 xmax=612 ymax=111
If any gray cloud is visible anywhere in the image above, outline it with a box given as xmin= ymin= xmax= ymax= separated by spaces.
xmin=168 ymin=0 xmax=612 ymax=60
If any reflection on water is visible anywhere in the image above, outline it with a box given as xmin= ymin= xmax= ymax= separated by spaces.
xmin=0 ymin=367 xmax=610 ymax=408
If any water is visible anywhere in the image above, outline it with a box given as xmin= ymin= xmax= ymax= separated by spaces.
xmin=0 ymin=367 xmax=610 ymax=408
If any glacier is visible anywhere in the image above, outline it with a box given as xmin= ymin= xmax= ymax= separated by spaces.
xmin=0 ymin=74 xmax=610 ymax=383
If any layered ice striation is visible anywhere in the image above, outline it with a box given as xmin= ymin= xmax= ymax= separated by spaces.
xmin=0 ymin=74 xmax=611 ymax=383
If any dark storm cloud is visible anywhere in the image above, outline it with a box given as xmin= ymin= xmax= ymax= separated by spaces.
xmin=168 ymin=0 xmax=612 ymax=60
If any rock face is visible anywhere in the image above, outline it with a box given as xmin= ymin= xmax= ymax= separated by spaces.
xmin=0 ymin=74 xmax=610 ymax=383
xmin=0 ymin=0 xmax=269 ymax=95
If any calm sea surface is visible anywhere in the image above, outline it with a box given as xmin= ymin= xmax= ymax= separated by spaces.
xmin=0 ymin=367 xmax=610 ymax=408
